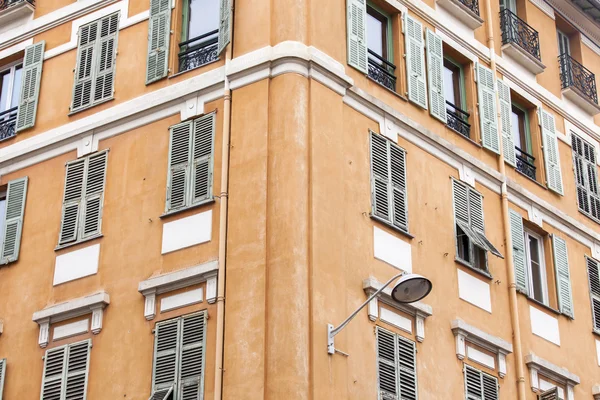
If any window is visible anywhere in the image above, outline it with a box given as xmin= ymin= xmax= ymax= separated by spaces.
xmin=40 ymin=340 xmax=91 ymax=400
xmin=150 ymin=312 xmax=207 ymax=400
xmin=571 ymin=134 xmax=600 ymax=223
xmin=443 ymin=57 xmax=470 ymax=138
xmin=524 ymin=231 xmax=547 ymax=304
xmin=464 ymin=364 xmax=498 ymax=400
xmin=585 ymin=256 xmax=600 ymax=333
xmin=178 ymin=0 xmax=220 ymax=72
xmin=499 ymin=0 xmax=517 ymax=13
xmin=58 ymin=151 xmax=108 ymax=246
xmin=376 ymin=327 xmax=417 ymax=400
xmin=557 ymin=30 xmax=570 ymax=57
xmin=0 ymin=62 xmax=21 ymax=140
xmin=366 ymin=4 xmax=396 ymax=91
xmin=166 ymin=113 xmax=215 ymax=213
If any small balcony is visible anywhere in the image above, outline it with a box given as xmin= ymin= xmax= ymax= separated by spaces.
xmin=559 ymin=54 xmax=600 ymax=115
xmin=178 ymin=29 xmax=219 ymax=73
xmin=367 ymin=50 xmax=397 ymax=92
xmin=500 ymin=9 xmax=545 ymax=75
xmin=0 ymin=106 xmax=18 ymax=142
xmin=0 ymin=0 xmax=34 ymax=30
xmin=515 ymin=146 xmax=536 ymax=180
xmin=436 ymin=0 xmax=483 ymax=29
xmin=446 ymin=101 xmax=471 ymax=139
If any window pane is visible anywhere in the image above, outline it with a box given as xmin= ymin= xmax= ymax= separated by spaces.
xmin=188 ymin=0 xmax=219 ymax=40
xmin=367 ymin=12 xmax=384 ymax=57
xmin=473 ymin=245 xmax=486 ymax=271
xmin=528 ymin=235 xmax=545 ymax=303
xmin=0 ymin=71 xmax=10 ymax=112
xmin=443 ymin=59 xmax=462 ymax=112
xmin=444 ymin=66 xmax=456 ymax=106
xmin=10 ymin=66 xmax=22 ymax=108
xmin=511 ymin=107 xmax=524 ymax=149
xmin=456 ymin=225 xmax=471 ymax=263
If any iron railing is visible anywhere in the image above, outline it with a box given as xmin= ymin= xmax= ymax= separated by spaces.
xmin=456 ymin=0 xmax=480 ymax=16
xmin=178 ymin=29 xmax=219 ymax=73
xmin=500 ymin=9 xmax=541 ymax=61
xmin=0 ymin=0 xmax=34 ymax=10
xmin=559 ymin=53 xmax=598 ymax=105
xmin=446 ymin=101 xmax=471 ymax=139
xmin=0 ymin=107 xmax=17 ymax=142
xmin=515 ymin=146 xmax=536 ymax=180
xmin=367 ymin=50 xmax=397 ymax=92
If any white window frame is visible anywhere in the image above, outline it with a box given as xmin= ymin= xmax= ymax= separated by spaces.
xmin=557 ymin=29 xmax=570 ymax=57
xmin=524 ymin=230 xmax=549 ymax=305
xmin=0 ymin=59 xmax=23 ymax=113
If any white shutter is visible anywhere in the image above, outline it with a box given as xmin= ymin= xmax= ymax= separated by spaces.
xmin=166 ymin=121 xmax=193 ymax=211
xmin=0 ymin=358 xmax=5 ymax=400
xmin=41 ymin=346 xmax=66 ymax=400
xmin=16 ymin=41 xmax=45 ymax=132
xmin=93 ymin=13 xmax=119 ymax=104
xmin=540 ymin=109 xmax=564 ymax=195
xmin=146 ymin=0 xmax=171 ymax=84
xmin=497 ymin=79 xmax=516 ymax=166
xmin=586 ymin=257 xmax=600 ymax=333
xmin=376 ymin=328 xmax=398 ymax=399
xmin=465 ymin=365 xmax=498 ymax=400
xmin=509 ymin=209 xmax=528 ymax=294
xmin=482 ymin=373 xmax=499 ymax=400
xmin=397 ymin=335 xmax=417 ymax=399
xmin=404 ymin=14 xmax=427 ymax=109
xmin=476 ymin=63 xmax=500 ymax=154
xmin=178 ymin=313 xmax=207 ymax=398
xmin=346 ymin=0 xmax=367 ymax=73
xmin=82 ymin=151 xmax=107 ymax=239
xmin=63 ymin=341 xmax=91 ymax=398
xmin=390 ymin=143 xmax=408 ymax=231
xmin=552 ymin=235 xmax=573 ymax=318
xmin=370 ymin=132 xmax=391 ymax=222
xmin=426 ymin=29 xmax=446 ymax=123
xmin=191 ymin=114 xmax=215 ymax=204
xmin=59 ymin=159 xmax=86 ymax=245
xmin=217 ymin=0 xmax=231 ymax=56
xmin=151 ymin=319 xmax=179 ymax=397
xmin=0 ymin=177 xmax=28 ymax=263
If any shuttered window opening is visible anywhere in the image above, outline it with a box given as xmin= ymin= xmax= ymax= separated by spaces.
xmin=404 ymin=14 xmax=428 ymax=109
xmin=16 ymin=41 xmax=45 ymax=132
xmin=146 ymin=0 xmax=171 ymax=84
xmin=166 ymin=113 xmax=215 ymax=212
xmin=376 ymin=327 xmax=418 ymax=400
xmin=571 ymin=133 xmax=600 ymax=222
xmin=540 ymin=109 xmax=564 ymax=195
xmin=0 ymin=177 xmax=28 ymax=264
xmin=497 ymin=79 xmax=516 ymax=166
xmin=40 ymin=340 xmax=91 ymax=400
xmin=426 ymin=29 xmax=446 ymax=123
xmin=0 ymin=358 xmax=5 ymax=400
xmin=58 ymin=151 xmax=108 ymax=246
xmin=586 ymin=256 xmax=600 ymax=333
xmin=552 ymin=235 xmax=574 ymax=318
xmin=464 ymin=364 xmax=499 ymax=400
xmin=71 ymin=12 xmax=119 ymax=113
xmin=475 ymin=63 xmax=500 ymax=154
xmin=150 ymin=311 xmax=207 ymax=400
xmin=538 ymin=387 xmax=559 ymax=400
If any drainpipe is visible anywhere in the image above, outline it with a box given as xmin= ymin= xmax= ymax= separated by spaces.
xmin=482 ymin=1 xmax=527 ymax=398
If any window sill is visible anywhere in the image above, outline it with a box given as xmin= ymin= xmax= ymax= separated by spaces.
xmin=55 ymin=233 xmax=103 ymax=252
xmin=370 ymin=214 xmax=414 ymax=239
xmin=365 ymin=75 xmax=408 ymax=102
xmin=160 ymin=198 xmax=215 ymax=219
xmin=169 ymin=58 xmax=221 ymax=80
xmin=68 ymin=97 xmax=114 ymax=116
xmin=455 ymin=258 xmax=493 ymax=280
xmin=526 ymin=296 xmax=561 ymax=316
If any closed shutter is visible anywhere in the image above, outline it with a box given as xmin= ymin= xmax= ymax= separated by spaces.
xmin=192 ymin=114 xmax=215 ymax=204
xmin=41 ymin=340 xmax=91 ymax=400
xmin=404 ymin=14 xmax=427 ymax=109
xmin=572 ymin=134 xmax=600 ymax=220
xmin=497 ymin=79 xmax=516 ymax=166
xmin=167 ymin=121 xmax=192 ymax=211
xmin=464 ymin=365 xmax=498 ymax=400
xmin=397 ymin=335 xmax=417 ymax=400
xmin=552 ymin=235 xmax=573 ymax=318
xmin=41 ymin=346 xmax=66 ymax=400
xmin=538 ymin=387 xmax=559 ymax=400
xmin=476 ymin=63 xmax=499 ymax=154
xmin=16 ymin=41 xmax=45 ymax=132
xmin=0 ymin=177 xmax=28 ymax=264
xmin=390 ymin=143 xmax=408 ymax=231
xmin=540 ymin=110 xmax=563 ymax=195
xmin=0 ymin=358 xmax=5 ymax=400
xmin=71 ymin=21 xmax=98 ymax=111
xmin=482 ymin=374 xmax=499 ymax=400
xmin=509 ymin=209 xmax=528 ymax=294
xmin=376 ymin=328 xmax=397 ymax=399
xmin=93 ymin=13 xmax=119 ymax=104
xmin=217 ymin=0 xmax=231 ymax=56
xmin=346 ymin=0 xmax=367 ymax=73
xmin=146 ymin=0 xmax=171 ymax=84
xmin=151 ymin=319 xmax=179 ymax=398
xmin=178 ymin=313 xmax=207 ymax=398
xmin=82 ymin=152 xmax=107 ymax=239
xmin=425 ymin=29 xmax=446 ymax=123
xmin=59 ymin=159 xmax=86 ymax=245
xmin=586 ymin=257 xmax=600 ymax=333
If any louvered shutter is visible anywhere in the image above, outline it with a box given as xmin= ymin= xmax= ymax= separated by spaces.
xmin=464 ymin=365 xmax=483 ymax=400
xmin=41 ymin=346 xmax=66 ymax=400
xmin=538 ymin=388 xmax=559 ymax=400
xmin=376 ymin=328 xmax=398 ymax=399
xmin=453 ymin=180 xmax=469 ymax=226
xmin=16 ymin=41 xmax=45 ymax=132
xmin=390 ymin=143 xmax=408 ymax=231
xmin=540 ymin=110 xmax=563 ymax=195
xmin=217 ymin=0 xmax=231 ymax=56
xmin=584 ymin=140 xmax=600 ymax=219
xmin=64 ymin=341 xmax=91 ymax=398
xmin=192 ymin=114 xmax=215 ymax=204
xmin=167 ymin=121 xmax=192 ymax=211
xmin=586 ymin=257 xmax=600 ymax=333
xmin=82 ymin=152 xmax=107 ymax=239
xmin=482 ymin=373 xmax=499 ymax=400
xmin=72 ymin=21 xmax=98 ymax=112
xmin=497 ymin=79 xmax=516 ymax=166
xmin=404 ymin=14 xmax=427 ymax=109
xmin=509 ymin=209 xmax=528 ymax=294
xmin=146 ymin=0 xmax=171 ymax=84
xmin=93 ymin=13 xmax=119 ymax=104
xmin=476 ymin=63 xmax=499 ymax=154
xmin=552 ymin=235 xmax=573 ymax=318
xmin=370 ymin=132 xmax=391 ymax=222
xmin=425 ymin=29 xmax=446 ymax=123
xmin=346 ymin=0 xmax=367 ymax=73
xmin=469 ymin=189 xmax=501 ymax=257
xmin=59 ymin=159 xmax=85 ymax=245
xmin=397 ymin=335 xmax=417 ymax=400
xmin=178 ymin=313 xmax=207 ymax=399
xmin=0 ymin=358 xmax=5 ymax=400
xmin=572 ymin=134 xmax=590 ymax=214
xmin=0 ymin=177 xmax=28 ymax=264
xmin=151 ymin=319 xmax=179 ymax=398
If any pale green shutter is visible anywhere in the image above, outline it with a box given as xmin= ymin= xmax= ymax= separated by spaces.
xmin=146 ymin=0 xmax=171 ymax=84
xmin=390 ymin=143 xmax=408 ymax=231
xmin=552 ymin=235 xmax=573 ymax=318
xmin=191 ymin=114 xmax=215 ymax=205
xmin=166 ymin=121 xmax=193 ymax=212
xmin=453 ymin=180 xmax=469 ymax=225
xmin=0 ymin=358 xmax=5 ymax=400
xmin=93 ymin=13 xmax=119 ymax=104
xmin=41 ymin=346 xmax=67 ymax=400
xmin=71 ymin=21 xmax=98 ymax=112
xmin=82 ymin=151 xmax=107 ymax=239
xmin=63 ymin=340 xmax=91 ymax=398
xmin=540 ymin=109 xmax=564 ymax=195
xmin=16 ymin=41 xmax=45 ymax=132
xmin=497 ymin=79 xmax=516 ymax=166
xmin=178 ymin=312 xmax=207 ymax=398
xmin=509 ymin=209 xmax=528 ymax=294
xmin=217 ymin=0 xmax=231 ymax=56
xmin=59 ymin=159 xmax=85 ymax=245
xmin=370 ymin=132 xmax=391 ymax=222
xmin=476 ymin=63 xmax=499 ymax=154
xmin=586 ymin=257 xmax=600 ymax=332
xmin=376 ymin=328 xmax=398 ymax=399
xmin=425 ymin=29 xmax=446 ymax=123
xmin=397 ymin=335 xmax=418 ymax=399
xmin=1 ymin=177 xmax=28 ymax=264
xmin=346 ymin=0 xmax=367 ymax=73
xmin=151 ymin=319 xmax=179 ymax=399
xmin=404 ymin=14 xmax=427 ymax=109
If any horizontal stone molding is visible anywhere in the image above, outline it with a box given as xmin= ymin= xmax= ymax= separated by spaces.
xmin=525 ymin=353 xmax=580 ymax=399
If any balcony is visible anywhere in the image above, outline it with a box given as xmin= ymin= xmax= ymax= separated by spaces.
xmin=436 ymin=0 xmax=483 ymax=29
xmin=515 ymin=146 xmax=536 ymax=180
xmin=500 ymin=9 xmax=545 ymax=75
xmin=0 ymin=107 xmax=17 ymax=142
xmin=178 ymin=30 xmax=219 ymax=73
xmin=446 ymin=101 xmax=471 ymax=139
xmin=367 ymin=50 xmax=397 ymax=92
xmin=559 ymin=54 xmax=600 ymax=115
xmin=0 ymin=0 xmax=34 ymax=31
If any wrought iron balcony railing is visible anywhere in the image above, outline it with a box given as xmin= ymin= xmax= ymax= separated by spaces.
xmin=178 ymin=29 xmax=219 ymax=73
xmin=446 ymin=101 xmax=471 ymax=139
xmin=0 ymin=0 xmax=34 ymax=10
xmin=456 ymin=0 xmax=480 ymax=16
xmin=559 ymin=53 xmax=598 ymax=105
xmin=500 ymin=9 xmax=541 ymax=62
xmin=0 ymin=107 xmax=17 ymax=142
xmin=367 ymin=50 xmax=397 ymax=92
xmin=515 ymin=146 xmax=536 ymax=180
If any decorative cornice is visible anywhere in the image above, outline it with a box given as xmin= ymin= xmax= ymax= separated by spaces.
xmin=525 ymin=353 xmax=580 ymax=387
xmin=528 ymin=0 xmax=555 ymax=19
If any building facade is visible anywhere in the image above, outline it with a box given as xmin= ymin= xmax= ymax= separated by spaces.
xmin=0 ymin=0 xmax=600 ymax=399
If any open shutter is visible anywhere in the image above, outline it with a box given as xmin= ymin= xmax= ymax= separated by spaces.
xmin=482 ymin=373 xmax=499 ymax=400
xmin=167 ymin=121 xmax=192 ymax=211
xmin=178 ymin=312 xmax=207 ymax=399
xmin=346 ymin=0 xmax=367 ymax=73
xmin=583 ymin=140 xmax=600 ymax=219
xmin=1 ymin=177 xmax=28 ymax=263
xmin=453 ymin=180 xmax=469 ymax=226
xmin=540 ymin=110 xmax=564 ymax=195
xmin=509 ymin=209 xmax=528 ymax=294
xmin=217 ymin=0 xmax=231 ymax=56
xmin=41 ymin=346 xmax=67 ymax=400
xmin=376 ymin=328 xmax=398 ymax=399
xmin=552 ymin=235 xmax=573 ymax=318
xmin=586 ymin=257 xmax=600 ymax=332
xmin=425 ymin=29 xmax=446 ymax=123
xmin=59 ymin=159 xmax=85 ymax=245
xmin=390 ymin=143 xmax=408 ymax=231
xmin=93 ymin=13 xmax=119 ymax=104
xmin=146 ymin=0 xmax=171 ymax=84
xmin=476 ymin=63 xmax=499 ymax=154
xmin=497 ymin=79 xmax=516 ymax=166
xmin=397 ymin=335 xmax=417 ymax=400
xmin=82 ymin=151 xmax=107 ymax=238
xmin=370 ymin=132 xmax=391 ymax=222
xmin=151 ymin=319 xmax=180 ymax=398
xmin=404 ymin=14 xmax=427 ymax=109
xmin=64 ymin=341 xmax=91 ymax=399
xmin=191 ymin=114 xmax=215 ymax=204
xmin=16 ymin=41 xmax=45 ymax=132
xmin=0 ymin=358 xmax=5 ymax=400
xmin=71 ymin=21 xmax=98 ymax=112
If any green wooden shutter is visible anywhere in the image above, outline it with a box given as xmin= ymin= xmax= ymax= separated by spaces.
xmin=404 ymin=14 xmax=427 ymax=109
xmin=64 ymin=340 xmax=91 ymax=398
xmin=41 ymin=346 xmax=67 ymax=400
xmin=497 ymin=79 xmax=516 ymax=166
xmin=146 ymin=0 xmax=171 ymax=84
xmin=82 ymin=151 xmax=107 ymax=239
xmin=397 ymin=335 xmax=417 ymax=400
xmin=151 ymin=319 xmax=180 ymax=398
xmin=93 ymin=13 xmax=119 ymax=104
xmin=16 ymin=41 xmax=45 ymax=132
xmin=59 ymin=159 xmax=86 ymax=245
xmin=166 ymin=121 xmax=193 ymax=212
xmin=376 ymin=328 xmax=398 ymax=399
xmin=217 ymin=0 xmax=231 ymax=56
xmin=370 ymin=132 xmax=391 ymax=222
xmin=390 ymin=143 xmax=408 ymax=231
xmin=191 ymin=114 xmax=215 ymax=205
xmin=476 ymin=63 xmax=499 ymax=154
xmin=552 ymin=235 xmax=573 ymax=318
xmin=425 ymin=28 xmax=446 ymax=123
xmin=0 ymin=358 xmax=5 ymax=400
xmin=1 ymin=177 xmax=28 ymax=264
xmin=346 ymin=0 xmax=367 ymax=73
xmin=586 ymin=257 xmax=600 ymax=332
xmin=71 ymin=21 xmax=98 ymax=112
xmin=178 ymin=313 xmax=207 ymax=399
xmin=540 ymin=109 xmax=563 ymax=195
xmin=509 ymin=209 xmax=528 ymax=294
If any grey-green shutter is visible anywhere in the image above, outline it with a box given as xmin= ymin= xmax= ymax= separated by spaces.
xmin=1 ymin=177 xmax=28 ymax=264
xmin=16 ymin=41 xmax=45 ymax=132
xmin=64 ymin=340 xmax=91 ymax=398
xmin=464 ymin=365 xmax=483 ymax=400
xmin=217 ymin=0 xmax=231 ymax=56
xmin=552 ymin=235 xmax=573 ymax=318
xmin=93 ymin=13 xmax=119 ymax=104
xmin=41 ymin=345 xmax=67 ymax=400
xmin=397 ymin=335 xmax=417 ymax=400
xmin=370 ymin=132 xmax=391 ymax=222
xmin=146 ymin=0 xmax=171 ymax=84
xmin=191 ymin=114 xmax=215 ymax=204
xmin=497 ymin=79 xmax=516 ymax=166
xmin=390 ymin=142 xmax=408 ymax=231
xmin=59 ymin=159 xmax=86 ymax=245
xmin=453 ymin=180 xmax=469 ymax=226
xmin=476 ymin=63 xmax=499 ymax=154
xmin=166 ymin=121 xmax=193 ymax=211
xmin=376 ymin=328 xmax=398 ymax=399
xmin=178 ymin=312 xmax=207 ymax=398
xmin=346 ymin=0 xmax=367 ymax=73
xmin=71 ymin=21 xmax=98 ymax=111
xmin=82 ymin=151 xmax=107 ymax=239
xmin=586 ymin=257 xmax=600 ymax=332
xmin=540 ymin=109 xmax=563 ymax=195
xmin=0 ymin=358 xmax=5 ymax=400
xmin=151 ymin=319 xmax=179 ymax=398
xmin=404 ymin=14 xmax=427 ymax=109
xmin=509 ymin=209 xmax=528 ymax=294
xmin=425 ymin=28 xmax=446 ymax=123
